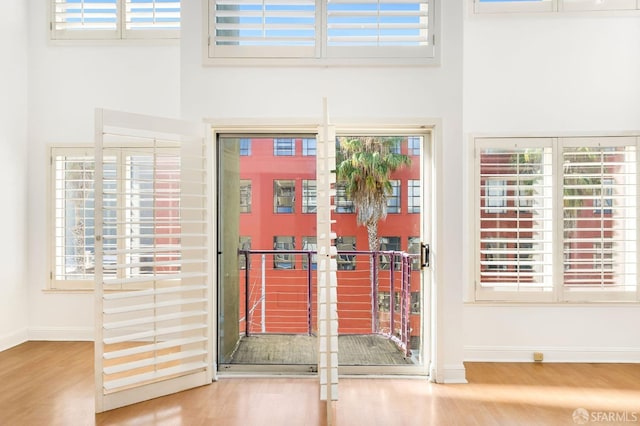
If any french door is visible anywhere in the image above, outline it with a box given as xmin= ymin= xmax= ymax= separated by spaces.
xmin=94 ymin=109 xmax=212 ymax=412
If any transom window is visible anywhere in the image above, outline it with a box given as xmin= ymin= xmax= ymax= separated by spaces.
xmin=475 ymin=136 xmax=639 ymax=303
xmin=51 ymin=0 xmax=180 ymax=40
xmin=207 ymin=0 xmax=437 ymax=63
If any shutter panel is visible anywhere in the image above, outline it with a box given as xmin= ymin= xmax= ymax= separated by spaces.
xmin=124 ymin=0 xmax=181 ymax=38
xmin=476 ymin=139 xmax=554 ymax=301
xmin=95 ymin=109 xmax=211 ymax=412
xmin=317 ymin=100 xmax=338 ymax=410
xmin=209 ymin=0 xmax=317 ymax=58
xmin=561 ymin=137 xmax=638 ymax=302
xmin=52 ymin=0 xmax=119 ymax=39
xmin=326 ymin=0 xmax=434 ymax=58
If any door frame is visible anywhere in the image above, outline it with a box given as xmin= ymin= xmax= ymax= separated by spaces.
xmin=207 ymin=118 xmax=439 ymax=378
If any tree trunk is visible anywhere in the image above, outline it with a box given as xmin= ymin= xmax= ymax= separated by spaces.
xmin=367 ymin=221 xmax=379 ymax=332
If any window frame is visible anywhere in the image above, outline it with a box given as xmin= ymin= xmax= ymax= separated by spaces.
xmin=472 ymin=136 xmax=640 ymax=304
xmin=472 ymin=0 xmax=639 ymax=14
xmin=49 ymin=145 xmax=183 ymax=291
xmin=50 ymin=0 xmax=181 ymax=41
xmin=205 ymin=0 xmax=439 ymax=66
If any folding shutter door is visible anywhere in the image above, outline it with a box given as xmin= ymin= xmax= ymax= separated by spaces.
xmin=94 ymin=109 xmax=211 ymax=412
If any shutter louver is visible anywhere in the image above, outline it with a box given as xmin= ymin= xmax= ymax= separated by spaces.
xmin=53 ymin=0 xmax=119 ymax=38
xmin=562 ymin=138 xmax=637 ymax=301
xmin=52 ymin=0 xmax=180 ymax=39
xmin=210 ymin=0 xmax=317 ymax=58
xmin=326 ymin=0 xmax=433 ymax=58
xmin=124 ymin=0 xmax=180 ymax=38
xmin=477 ymin=140 xmax=554 ymax=301
xmin=95 ymin=109 xmax=210 ymax=412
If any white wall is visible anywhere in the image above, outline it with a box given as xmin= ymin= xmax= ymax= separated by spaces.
xmin=180 ymin=1 xmax=466 ymax=382
xmin=0 ymin=0 xmax=29 ymax=351
xmin=463 ymin=11 xmax=640 ymax=362
xmin=26 ymin=0 xmax=181 ymax=340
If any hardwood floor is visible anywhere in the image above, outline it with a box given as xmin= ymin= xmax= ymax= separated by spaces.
xmin=1 ymin=341 xmax=639 ymax=425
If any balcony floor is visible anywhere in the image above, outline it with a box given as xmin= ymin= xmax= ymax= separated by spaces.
xmin=227 ymin=334 xmax=414 ymax=366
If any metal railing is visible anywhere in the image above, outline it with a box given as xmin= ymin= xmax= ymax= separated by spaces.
xmin=237 ymin=249 xmax=418 ymax=356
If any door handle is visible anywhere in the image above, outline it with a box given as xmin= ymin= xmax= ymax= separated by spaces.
xmin=420 ymin=243 xmax=429 ymax=269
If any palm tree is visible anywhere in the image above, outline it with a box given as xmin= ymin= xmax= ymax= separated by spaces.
xmin=336 ymin=136 xmax=411 ymax=253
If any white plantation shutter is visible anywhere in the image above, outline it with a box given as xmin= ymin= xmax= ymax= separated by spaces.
xmin=476 ymin=139 xmax=554 ymax=302
xmin=94 ymin=109 xmax=211 ymax=412
xmin=207 ymin=0 xmax=436 ymax=60
xmin=124 ymin=0 xmax=180 ymax=38
xmin=209 ymin=0 xmax=317 ymax=58
xmin=52 ymin=0 xmax=119 ymax=39
xmin=561 ymin=137 xmax=638 ymax=302
xmin=326 ymin=0 xmax=434 ymax=58
xmin=51 ymin=0 xmax=180 ymax=39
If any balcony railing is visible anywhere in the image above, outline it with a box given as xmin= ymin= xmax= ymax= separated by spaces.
xmin=237 ymin=250 xmax=419 ymax=356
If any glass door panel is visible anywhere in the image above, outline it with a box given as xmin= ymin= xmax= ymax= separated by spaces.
xmin=217 ymin=135 xmax=318 ymax=372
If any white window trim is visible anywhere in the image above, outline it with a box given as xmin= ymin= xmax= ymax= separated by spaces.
xmin=472 ymin=0 xmax=640 ymax=14
xmin=470 ymin=135 xmax=640 ymax=304
xmin=50 ymin=0 xmax=180 ymax=41
xmin=203 ymin=0 xmax=440 ymax=66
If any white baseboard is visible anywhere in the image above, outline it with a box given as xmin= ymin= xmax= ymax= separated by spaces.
xmin=430 ymin=362 xmax=468 ymax=384
xmin=442 ymin=363 xmax=468 ymax=383
xmin=28 ymin=326 xmax=93 ymax=342
xmin=0 ymin=327 xmax=29 ymax=352
xmin=465 ymin=345 xmax=640 ymax=363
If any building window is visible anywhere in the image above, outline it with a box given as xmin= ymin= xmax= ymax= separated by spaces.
xmin=273 ymin=236 xmax=295 ymax=269
xmin=302 ymin=236 xmax=317 ymax=270
xmin=336 ymin=236 xmax=356 ymax=270
xmin=386 ymin=180 xmax=401 ymax=213
xmin=240 ymin=180 xmax=251 ymax=213
xmin=408 ymin=137 xmax=421 ymax=156
xmin=302 ymin=138 xmax=316 ymax=156
xmin=379 ymin=236 xmax=401 ymax=270
xmin=240 ymin=138 xmax=251 ymax=156
xmin=302 ymin=180 xmax=317 ymax=213
xmin=475 ymin=137 xmax=638 ymax=302
xmin=484 ymin=179 xmax=507 ymax=214
xmin=239 ymin=236 xmax=251 ymax=269
xmin=335 ymin=182 xmax=354 ymax=213
xmin=206 ymin=0 xmax=437 ymax=63
xmin=274 ymin=138 xmax=295 ymax=156
xmin=51 ymin=0 xmax=180 ymax=40
xmin=407 ymin=180 xmax=420 ymax=214
xmin=274 ymin=180 xmax=295 ymax=213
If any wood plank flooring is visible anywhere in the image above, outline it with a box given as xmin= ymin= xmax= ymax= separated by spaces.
xmin=1 ymin=341 xmax=639 ymax=425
